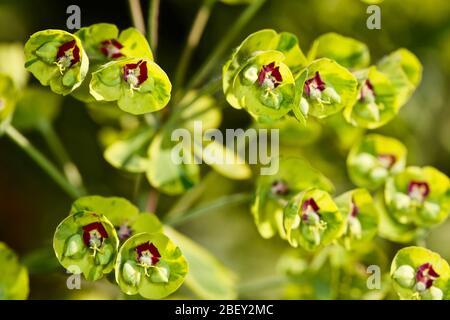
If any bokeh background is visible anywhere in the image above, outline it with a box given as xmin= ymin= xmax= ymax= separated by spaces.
xmin=0 ymin=0 xmax=449 ymax=299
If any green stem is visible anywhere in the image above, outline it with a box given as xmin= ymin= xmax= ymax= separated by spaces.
xmin=164 ymin=192 xmax=252 ymax=226
xmin=128 ymin=0 xmax=146 ymax=35
xmin=174 ymin=0 xmax=217 ymax=90
xmin=147 ymin=0 xmax=160 ymax=55
xmin=37 ymin=121 xmax=85 ymax=192
xmin=5 ymin=126 xmax=84 ymax=199
xmin=185 ymin=0 xmax=267 ymax=91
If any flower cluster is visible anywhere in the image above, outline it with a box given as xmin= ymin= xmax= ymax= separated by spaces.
xmin=24 ymin=24 xmax=171 ymax=114
xmin=53 ymin=195 xmax=187 ymax=299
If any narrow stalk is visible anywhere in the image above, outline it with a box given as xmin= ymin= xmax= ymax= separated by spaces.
xmin=128 ymin=0 xmax=146 ymax=35
xmin=5 ymin=126 xmax=84 ymax=199
xmin=37 ymin=121 xmax=85 ymax=192
xmin=164 ymin=192 xmax=252 ymax=226
xmin=174 ymin=0 xmax=217 ymax=90
xmin=147 ymin=0 xmax=160 ymax=55
xmin=186 ymin=0 xmax=267 ymax=91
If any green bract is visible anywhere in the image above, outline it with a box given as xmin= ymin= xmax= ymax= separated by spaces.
xmin=75 ymin=23 xmax=153 ymax=62
xmin=0 ymin=43 xmax=28 ymax=88
xmin=308 ymin=33 xmax=370 ymax=69
xmin=334 ymin=188 xmax=379 ymax=249
xmin=344 ymin=66 xmax=398 ymax=128
xmin=385 ymin=166 xmax=450 ymax=227
xmin=115 ymin=232 xmax=188 ymax=299
xmin=24 ymin=30 xmax=89 ymax=95
xmin=301 ymin=58 xmax=358 ymax=119
xmin=0 ymin=73 xmax=17 ymax=134
xmin=283 ymin=188 xmax=345 ymax=251
xmin=53 ymin=211 xmax=119 ymax=280
xmin=252 ymin=157 xmax=334 ymax=240
xmin=0 ymin=242 xmax=29 ymax=300
xmin=391 ymin=247 xmax=450 ymax=300
xmin=347 ymin=134 xmax=407 ymax=190
xmin=90 ymin=57 xmax=171 ymax=115
xmin=377 ymin=48 xmax=422 ymax=107
xmin=222 ymin=29 xmax=307 ymax=121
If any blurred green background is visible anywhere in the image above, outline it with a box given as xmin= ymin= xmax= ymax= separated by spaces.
xmin=0 ymin=0 xmax=449 ymax=299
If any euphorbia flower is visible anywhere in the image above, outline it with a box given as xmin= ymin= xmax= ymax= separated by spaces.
xmin=415 ymin=262 xmax=439 ymax=291
xmin=359 ymin=79 xmax=375 ymax=102
xmin=258 ymin=62 xmax=282 ymax=89
xmin=82 ymin=222 xmax=109 ymax=254
xmin=100 ymin=39 xmax=124 ymax=59
xmin=271 ymin=179 xmax=290 ymax=196
xmin=304 ymin=72 xmax=326 ymax=99
xmin=136 ymin=241 xmax=161 ymax=270
xmin=378 ymin=154 xmax=396 ymax=169
xmin=24 ymin=30 xmax=89 ymax=95
xmin=301 ymin=198 xmax=321 ymax=225
xmin=123 ymin=60 xmax=148 ymax=90
xmin=408 ymin=181 xmax=430 ymax=203
xmin=55 ymin=40 xmax=80 ymax=72
xmin=115 ymin=233 xmax=188 ymax=299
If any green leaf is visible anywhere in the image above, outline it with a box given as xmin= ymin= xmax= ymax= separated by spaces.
xmin=302 ymin=58 xmax=358 ymax=118
xmin=308 ymin=33 xmax=370 ymax=69
xmin=347 ymin=134 xmax=407 ymax=190
xmin=115 ymin=232 xmax=188 ymax=299
xmin=0 ymin=73 xmax=17 ymax=135
xmin=146 ymin=132 xmax=200 ymax=195
xmin=165 ymin=227 xmax=237 ymax=299
xmin=0 ymin=242 xmax=29 ymax=300
xmin=12 ymin=87 xmax=61 ymax=130
xmin=334 ymin=188 xmax=379 ymax=249
xmin=283 ymin=188 xmax=345 ymax=251
xmin=377 ymin=48 xmax=422 ymax=107
xmin=384 ymin=166 xmax=450 ymax=227
xmin=104 ymin=126 xmax=154 ymax=173
xmin=24 ymin=29 xmax=89 ymax=95
xmin=53 ymin=210 xmax=119 ymax=280
xmin=391 ymin=247 xmax=450 ymax=300
xmin=252 ymin=157 xmax=334 ymax=239
xmin=90 ymin=58 xmax=171 ymax=115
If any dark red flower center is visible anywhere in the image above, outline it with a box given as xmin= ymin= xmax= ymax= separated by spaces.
xmin=100 ymin=39 xmax=124 ymax=59
xmin=304 ymin=71 xmax=326 ymax=97
xmin=271 ymin=180 xmax=290 ymax=196
xmin=124 ymin=60 xmax=148 ymax=88
xmin=135 ymin=241 xmax=161 ymax=267
xmin=408 ymin=181 xmax=430 ymax=202
xmin=56 ymin=40 xmax=80 ymax=69
xmin=82 ymin=222 xmax=109 ymax=248
xmin=359 ymin=79 xmax=376 ymax=102
xmin=257 ymin=62 xmax=282 ymax=89
xmin=302 ymin=198 xmax=320 ymax=222
xmin=378 ymin=153 xmax=396 ymax=169
xmin=116 ymin=223 xmax=132 ymax=241
xmin=416 ymin=262 xmax=439 ymax=290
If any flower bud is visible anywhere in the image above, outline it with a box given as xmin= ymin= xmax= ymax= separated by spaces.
xmin=420 ymin=286 xmax=443 ymax=300
xmin=122 ymin=260 xmax=142 ymax=287
xmin=393 ymin=265 xmax=415 ymax=288
xmin=322 ymin=87 xmax=341 ymax=104
xmin=150 ymin=264 xmax=170 ymax=283
xmin=64 ymin=234 xmax=84 ymax=257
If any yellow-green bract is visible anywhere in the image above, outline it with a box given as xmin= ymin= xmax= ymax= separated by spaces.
xmin=0 ymin=242 xmax=29 ymax=300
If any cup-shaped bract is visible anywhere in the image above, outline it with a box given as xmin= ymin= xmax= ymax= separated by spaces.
xmin=391 ymin=247 xmax=450 ymax=300
xmin=24 ymin=30 xmax=89 ymax=95
xmin=0 ymin=73 xmax=17 ymax=134
xmin=377 ymin=48 xmax=422 ymax=107
xmin=0 ymin=242 xmax=29 ymax=300
xmin=115 ymin=232 xmax=188 ymax=299
xmin=334 ymin=188 xmax=379 ymax=249
xmin=344 ymin=66 xmax=398 ymax=128
xmin=53 ymin=211 xmax=119 ymax=281
xmin=308 ymin=33 xmax=370 ymax=69
xmin=283 ymin=188 xmax=345 ymax=251
xmin=90 ymin=57 xmax=171 ymax=115
xmin=385 ymin=166 xmax=450 ymax=227
xmin=301 ymin=58 xmax=358 ymax=119
xmin=347 ymin=134 xmax=407 ymax=190
xmin=252 ymin=157 xmax=334 ymax=240
xmin=75 ymin=23 xmax=153 ymax=62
